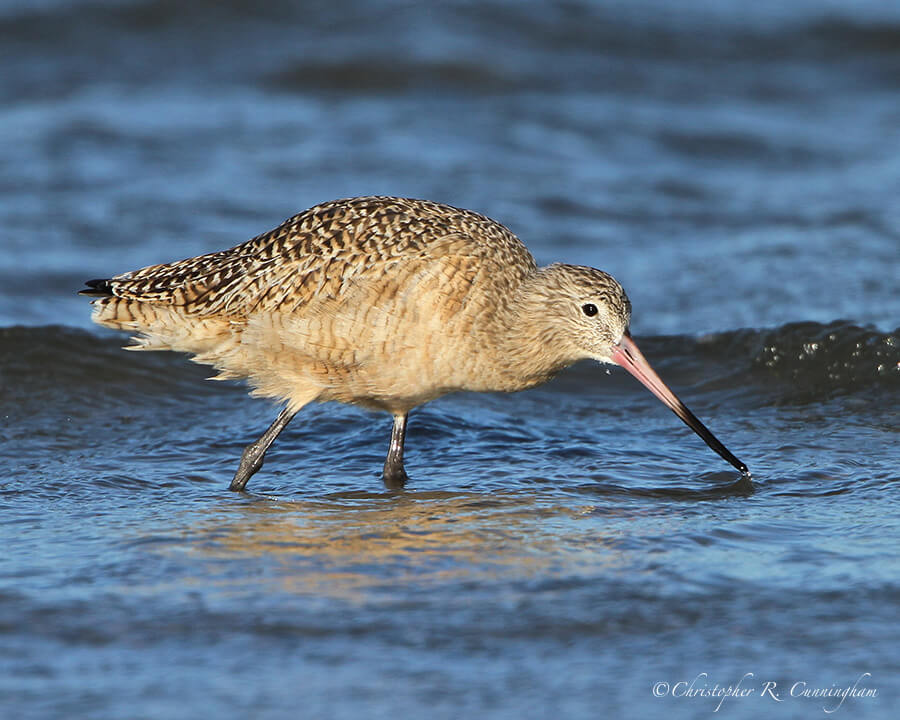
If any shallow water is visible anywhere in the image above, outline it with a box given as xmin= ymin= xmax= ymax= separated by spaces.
xmin=2 ymin=1 xmax=899 ymax=718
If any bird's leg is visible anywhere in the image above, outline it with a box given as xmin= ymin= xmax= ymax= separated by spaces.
xmin=229 ymin=406 xmax=297 ymax=492
xmin=382 ymin=413 xmax=409 ymax=489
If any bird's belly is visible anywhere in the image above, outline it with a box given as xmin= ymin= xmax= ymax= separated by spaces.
xmin=313 ymin=344 xmax=488 ymax=413
xmin=312 ymin=339 xmax=558 ymax=413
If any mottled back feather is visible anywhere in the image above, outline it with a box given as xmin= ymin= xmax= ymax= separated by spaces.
xmin=104 ymin=197 xmax=536 ymax=317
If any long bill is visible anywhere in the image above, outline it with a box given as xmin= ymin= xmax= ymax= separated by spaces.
xmin=611 ymin=333 xmax=750 ymax=475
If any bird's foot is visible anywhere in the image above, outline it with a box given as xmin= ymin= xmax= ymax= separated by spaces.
xmin=229 ymin=443 xmax=265 ymax=492
xmin=381 ymin=467 xmax=409 ymax=490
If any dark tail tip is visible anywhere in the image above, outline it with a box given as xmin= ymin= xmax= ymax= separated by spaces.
xmin=79 ymin=278 xmax=114 ymax=297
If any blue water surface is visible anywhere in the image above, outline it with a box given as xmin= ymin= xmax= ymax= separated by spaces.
xmin=1 ymin=1 xmax=898 ymax=718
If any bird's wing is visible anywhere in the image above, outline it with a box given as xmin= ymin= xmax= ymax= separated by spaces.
xmin=96 ymin=197 xmax=537 ymax=320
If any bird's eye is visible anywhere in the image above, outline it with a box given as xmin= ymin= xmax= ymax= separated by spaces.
xmin=582 ymin=303 xmax=598 ymax=317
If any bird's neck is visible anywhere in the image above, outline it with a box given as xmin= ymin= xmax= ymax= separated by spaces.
xmin=493 ymin=268 xmax=581 ymax=391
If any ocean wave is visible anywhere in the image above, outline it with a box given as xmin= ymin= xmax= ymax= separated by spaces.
xmin=3 ymin=322 xmax=896 ymax=407
xmin=646 ymin=321 xmax=899 ymax=399
xmin=747 ymin=321 xmax=899 ymax=397
xmin=264 ymin=58 xmax=526 ymax=95
xmin=6 ymin=0 xmax=900 ymax=56
xmin=4 ymin=1 xmax=900 ymax=99
xmin=0 ymin=325 xmax=216 ymax=412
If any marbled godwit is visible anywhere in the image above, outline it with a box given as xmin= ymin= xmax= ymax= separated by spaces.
xmin=81 ymin=196 xmax=749 ymax=489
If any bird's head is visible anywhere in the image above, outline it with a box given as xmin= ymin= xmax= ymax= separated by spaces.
xmin=528 ymin=263 xmax=632 ymax=364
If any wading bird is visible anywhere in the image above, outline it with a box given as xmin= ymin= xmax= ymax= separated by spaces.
xmin=81 ymin=196 xmax=749 ymax=489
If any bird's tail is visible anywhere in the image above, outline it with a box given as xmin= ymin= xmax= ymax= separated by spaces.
xmin=80 ymin=278 xmax=236 ymax=359
xmin=78 ymin=278 xmax=115 ymax=297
